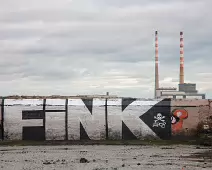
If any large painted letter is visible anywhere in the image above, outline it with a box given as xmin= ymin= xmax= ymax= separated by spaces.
xmin=107 ymin=98 xmax=171 ymax=140
xmin=45 ymin=99 xmax=66 ymax=140
xmin=4 ymin=99 xmax=44 ymax=140
xmin=68 ymin=98 xmax=106 ymax=140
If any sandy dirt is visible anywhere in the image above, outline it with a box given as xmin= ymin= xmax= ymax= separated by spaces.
xmin=0 ymin=145 xmax=211 ymax=170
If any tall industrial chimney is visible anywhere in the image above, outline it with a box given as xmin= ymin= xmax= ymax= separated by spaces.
xmin=179 ymin=31 xmax=184 ymax=84
xmin=155 ymin=31 xmax=159 ymax=98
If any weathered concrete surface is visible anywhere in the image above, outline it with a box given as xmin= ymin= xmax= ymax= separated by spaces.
xmin=210 ymin=100 xmax=212 ymax=116
xmin=0 ymin=99 xmax=2 ymax=140
xmin=4 ymin=99 xmax=44 ymax=140
xmin=2 ymin=98 xmax=171 ymax=140
xmin=171 ymin=99 xmax=212 ymax=137
xmin=0 ymin=99 xmax=2 ymax=120
xmin=171 ymin=99 xmax=209 ymax=107
xmin=0 ymin=145 xmax=211 ymax=170
xmin=1 ymin=98 xmax=212 ymax=141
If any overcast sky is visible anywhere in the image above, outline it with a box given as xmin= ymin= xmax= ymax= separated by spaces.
xmin=0 ymin=0 xmax=211 ymax=98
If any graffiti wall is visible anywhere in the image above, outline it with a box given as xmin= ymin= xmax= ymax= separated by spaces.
xmin=171 ymin=99 xmax=212 ymax=137
xmin=0 ymin=98 xmax=171 ymax=140
xmin=0 ymin=98 xmax=211 ymax=141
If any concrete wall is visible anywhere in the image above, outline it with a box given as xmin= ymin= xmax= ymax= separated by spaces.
xmin=0 ymin=98 xmax=211 ymax=141
xmin=171 ymin=99 xmax=212 ymax=138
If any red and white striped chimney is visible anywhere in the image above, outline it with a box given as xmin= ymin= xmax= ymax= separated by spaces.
xmin=155 ymin=31 xmax=159 ymax=98
xmin=179 ymin=31 xmax=184 ymax=84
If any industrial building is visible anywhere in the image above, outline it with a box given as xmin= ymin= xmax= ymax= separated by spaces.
xmin=154 ymin=31 xmax=206 ymax=99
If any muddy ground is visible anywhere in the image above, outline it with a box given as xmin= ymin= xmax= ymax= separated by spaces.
xmin=0 ymin=145 xmax=211 ymax=170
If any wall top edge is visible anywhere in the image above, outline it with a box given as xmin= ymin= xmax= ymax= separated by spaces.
xmin=0 ymin=98 xmax=210 ymax=106
xmin=0 ymin=97 xmax=163 ymax=101
xmin=0 ymin=97 xmax=210 ymax=100
xmin=0 ymin=98 xmax=171 ymax=106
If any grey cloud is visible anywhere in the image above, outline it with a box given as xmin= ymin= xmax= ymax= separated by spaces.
xmin=0 ymin=0 xmax=211 ymax=98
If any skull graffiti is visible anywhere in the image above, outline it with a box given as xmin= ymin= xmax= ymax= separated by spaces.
xmin=154 ymin=113 xmax=165 ymax=121
xmin=153 ymin=113 xmax=166 ymax=128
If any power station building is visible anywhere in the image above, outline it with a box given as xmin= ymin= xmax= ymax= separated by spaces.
xmin=154 ymin=31 xmax=206 ymax=99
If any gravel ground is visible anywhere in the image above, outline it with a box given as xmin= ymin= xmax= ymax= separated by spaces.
xmin=0 ymin=145 xmax=211 ymax=170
